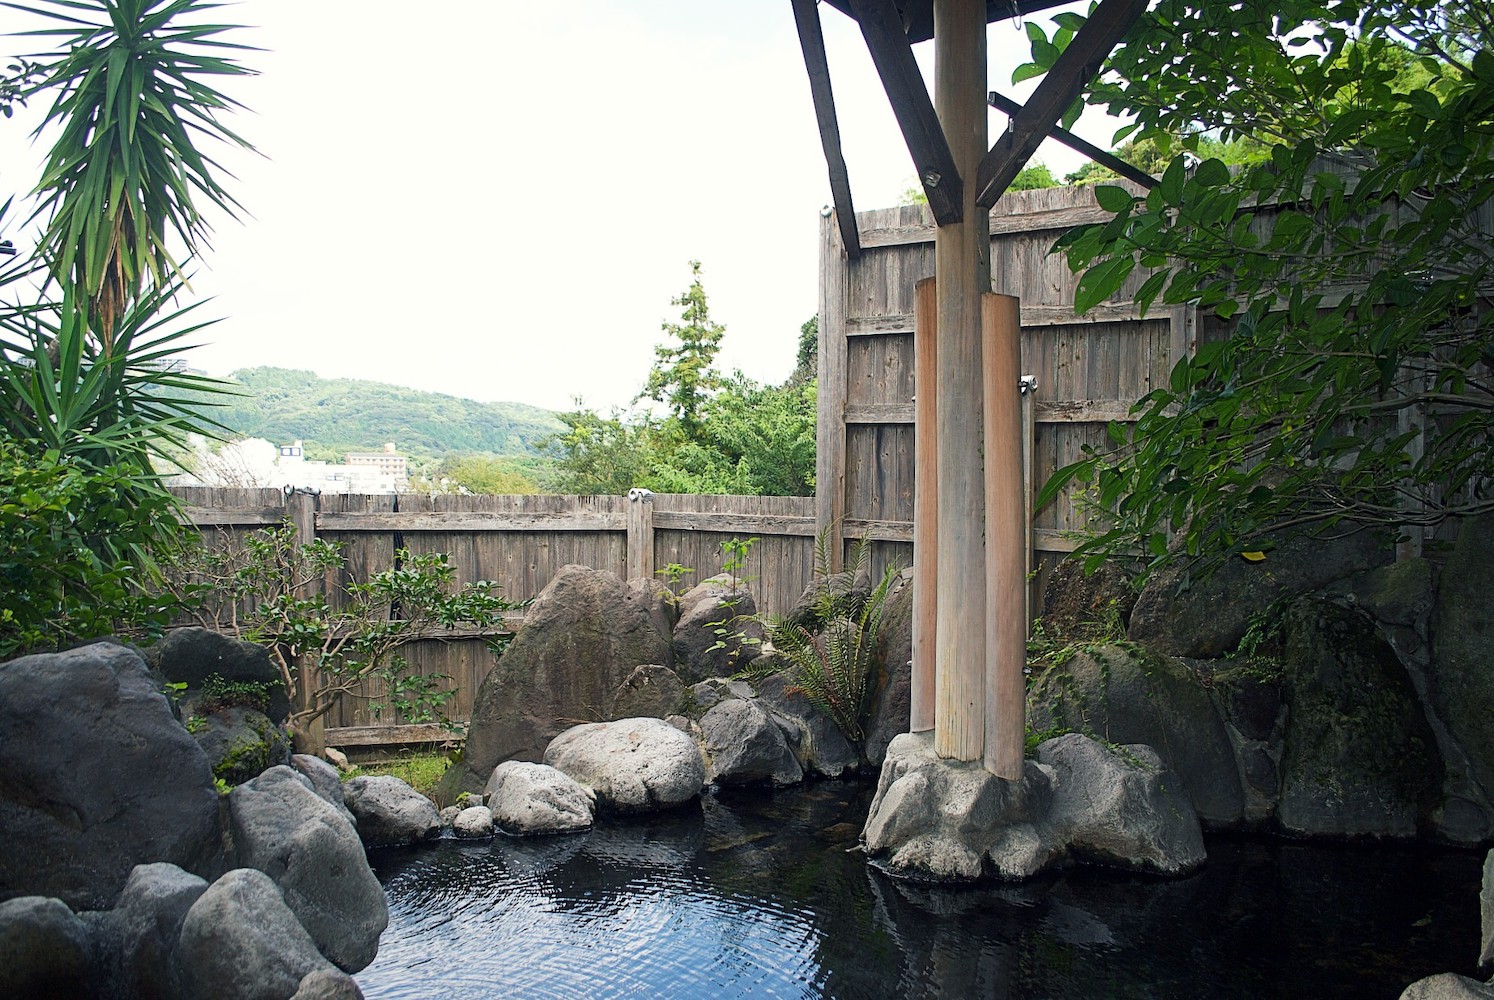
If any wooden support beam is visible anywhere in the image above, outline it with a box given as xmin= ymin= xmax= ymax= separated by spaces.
xmin=932 ymin=0 xmax=988 ymax=762
xmin=911 ymin=276 xmax=937 ymax=734
xmin=982 ymin=293 xmax=1025 ymax=780
xmin=822 ymin=0 xmax=1076 ymax=43
xmin=792 ymin=0 xmax=862 ymax=259
xmin=974 ymin=0 xmax=1149 ymax=209
xmin=987 ymin=90 xmax=1156 ymax=190
xmin=848 ymin=0 xmax=963 ymax=225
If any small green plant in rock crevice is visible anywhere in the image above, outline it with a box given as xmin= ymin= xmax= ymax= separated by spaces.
xmin=744 ymin=532 xmax=899 ymax=749
xmin=705 ymin=536 xmax=763 ymax=668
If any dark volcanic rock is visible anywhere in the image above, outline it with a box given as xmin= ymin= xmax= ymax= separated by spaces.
xmin=1278 ymin=597 xmax=1443 ymax=837
xmin=146 ymin=626 xmax=290 ymax=724
xmin=451 ymin=565 xmax=673 ymax=795
xmin=0 ymin=642 xmax=222 ymax=909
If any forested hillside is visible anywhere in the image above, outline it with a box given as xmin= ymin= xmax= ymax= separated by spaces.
xmin=211 ymin=367 xmax=564 ymax=459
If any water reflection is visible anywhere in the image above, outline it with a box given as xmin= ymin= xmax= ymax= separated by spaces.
xmin=359 ymin=784 xmax=1483 ymax=1000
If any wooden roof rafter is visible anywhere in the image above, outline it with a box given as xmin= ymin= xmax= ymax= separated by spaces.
xmin=848 ymin=0 xmax=963 ymax=225
xmin=792 ymin=0 xmax=862 ymax=259
xmin=974 ymin=0 xmax=1149 ymax=207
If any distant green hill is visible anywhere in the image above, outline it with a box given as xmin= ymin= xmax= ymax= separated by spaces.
xmin=206 ymin=367 xmax=565 ymax=459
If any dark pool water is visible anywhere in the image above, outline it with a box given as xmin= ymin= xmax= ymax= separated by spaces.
xmin=357 ymin=783 xmax=1484 ymax=999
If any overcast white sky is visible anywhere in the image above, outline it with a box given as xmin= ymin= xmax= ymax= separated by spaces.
xmin=0 ymin=1 xmax=1118 ymax=413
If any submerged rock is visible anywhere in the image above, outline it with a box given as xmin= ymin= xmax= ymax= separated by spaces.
xmin=544 ymin=718 xmax=706 ymax=813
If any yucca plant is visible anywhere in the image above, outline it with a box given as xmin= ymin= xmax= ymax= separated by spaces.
xmin=13 ymin=0 xmax=257 ymax=348
xmin=754 ymin=533 xmax=901 ymax=748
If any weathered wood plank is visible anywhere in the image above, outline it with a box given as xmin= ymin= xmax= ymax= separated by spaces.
xmin=181 ymin=506 xmax=285 ymax=527
xmin=845 ymin=403 xmax=915 ymax=424
xmin=792 ymin=0 xmax=861 ymax=258
xmin=843 ymin=517 xmax=914 ymax=542
xmin=1034 ymin=399 xmax=1139 ymax=423
xmin=651 ymin=510 xmax=818 ymax=537
xmin=847 ymin=301 xmax=1145 ymax=335
xmin=314 ymin=511 xmax=627 ymax=532
xmin=848 ymin=0 xmax=963 ymax=225
xmin=817 ymin=211 xmax=850 ymax=571
xmin=326 ymin=723 xmax=464 ymax=748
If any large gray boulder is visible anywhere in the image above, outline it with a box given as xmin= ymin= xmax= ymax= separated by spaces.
xmin=1431 ymin=514 xmax=1494 ymax=819
xmin=0 ymin=642 xmax=222 ymax=909
xmin=146 ymin=626 xmax=290 ymax=724
xmin=1399 ymin=974 xmax=1494 ymax=1000
xmin=92 ymin=863 xmax=207 ymax=1000
xmin=1128 ymin=527 xmax=1387 ymax=657
xmin=342 ymin=774 xmax=442 ymax=848
xmin=195 ymin=706 xmax=292 ymax=786
xmin=1036 ymin=733 xmax=1205 ymax=875
xmin=671 ymin=575 xmax=764 ymax=682
xmin=485 ymin=761 xmax=595 ymax=835
xmin=290 ymin=754 xmax=357 ymax=829
xmin=1025 ymin=645 xmax=1245 ymax=826
xmin=229 ymin=766 xmax=387 ymax=972
xmin=544 ymin=718 xmax=707 ymax=813
xmin=451 ymin=565 xmax=674 ymax=794
xmin=1278 ymin=597 xmax=1443 ymax=837
xmin=610 ymin=663 xmax=685 ymax=719
xmin=0 ymin=896 xmax=97 ymax=998
xmin=176 ymin=868 xmax=340 ymax=1000
xmin=700 ymin=698 xmax=802 ymax=786
xmin=861 ymin=730 xmax=1205 ymax=882
xmin=863 ymin=732 xmax=1058 ymax=881
xmin=755 ymin=673 xmax=859 ymax=778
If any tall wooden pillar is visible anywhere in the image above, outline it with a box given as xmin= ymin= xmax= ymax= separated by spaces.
xmin=983 ymin=293 xmax=1025 ymax=778
xmin=931 ymin=0 xmax=990 ymax=761
xmin=911 ymin=277 xmax=938 ymax=733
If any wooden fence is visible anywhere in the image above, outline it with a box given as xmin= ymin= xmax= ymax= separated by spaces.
xmin=172 ymin=487 xmax=818 ymax=743
xmin=814 ymin=184 xmax=1195 ymax=602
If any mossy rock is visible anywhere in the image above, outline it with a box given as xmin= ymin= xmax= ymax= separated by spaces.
xmin=194 ymin=706 xmax=292 ymax=787
xmin=1431 ymin=514 xmax=1494 ymax=803
xmin=1278 ymin=596 xmax=1442 ymax=837
xmin=1025 ymin=643 xmax=1245 ymax=825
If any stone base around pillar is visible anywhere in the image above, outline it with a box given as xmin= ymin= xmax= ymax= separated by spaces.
xmin=862 ymin=730 xmax=1206 ymax=882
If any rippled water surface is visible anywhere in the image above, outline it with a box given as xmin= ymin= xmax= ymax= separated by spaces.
xmin=357 ymin=784 xmax=1483 ymax=999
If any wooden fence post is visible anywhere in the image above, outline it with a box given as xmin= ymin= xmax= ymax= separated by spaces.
xmin=284 ymin=487 xmax=324 ymax=755
xmin=626 ymin=488 xmax=656 ymax=581
xmin=982 ymin=293 xmax=1025 ymax=780
xmin=911 ymin=277 xmax=938 ymax=734
xmin=816 ymin=209 xmax=849 ymax=572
